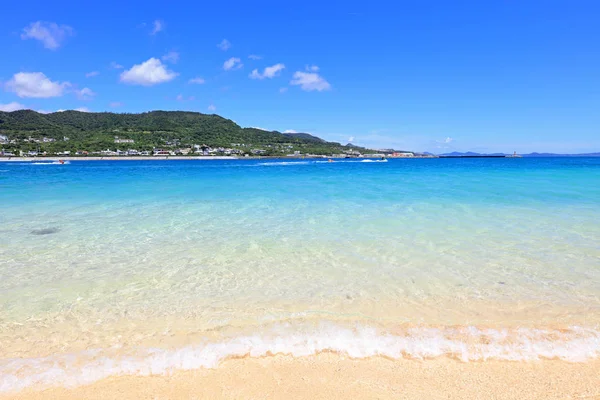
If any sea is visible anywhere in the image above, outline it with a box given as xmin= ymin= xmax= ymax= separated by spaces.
xmin=1 ymin=157 xmax=599 ymax=393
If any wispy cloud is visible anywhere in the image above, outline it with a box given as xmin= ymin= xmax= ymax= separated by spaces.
xmin=175 ymin=94 xmax=195 ymax=102
xmin=74 ymin=87 xmax=96 ymax=100
xmin=21 ymin=21 xmax=73 ymax=50
xmin=188 ymin=77 xmax=205 ymax=84
xmin=151 ymin=20 xmax=164 ymax=35
xmin=161 ymin=51 xmax=179 ymax=64
xmin=85 ymin=71 xmax=99 ymax=78
xmin=249 ymin=63 xmax=285 ymax=80
xmin=74 ymin=107 xmax=91 ymax=112
xmin=217 ymin=39 xmax=231 ymax=51
xmin=248 ymin=54 xmax=262 ymax=60
xmin=223 ymin=57 xmax=242 ymax=71
xmin=434 ymin=137 xmax=455 ymax=150
xmin=109 ymin=102 xmax=123 ymax=108
xmin=110 ymin=62 xmax=124 ymax=70
xmin=279 ymin=87 xmax=288 ymax=93
xmin=207 ymin=104 xmax=216 ymax=112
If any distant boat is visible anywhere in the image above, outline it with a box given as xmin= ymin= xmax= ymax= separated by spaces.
xmin=506 ymin=151 xmax=522 ymax=158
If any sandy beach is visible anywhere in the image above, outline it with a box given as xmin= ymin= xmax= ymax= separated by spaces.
xmin=4 ymin=355 xmax=600 ymax=400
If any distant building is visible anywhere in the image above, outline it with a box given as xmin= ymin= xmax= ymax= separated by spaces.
xmin=176 ymin=148 xmax=192 ymax=155
xmin=392 ymin=152 xmax=414 ymax=157
xmin=114 ymin=136 xmax=135 ymax=144
xmin=0 ymin=135 xmax=8 ymax=144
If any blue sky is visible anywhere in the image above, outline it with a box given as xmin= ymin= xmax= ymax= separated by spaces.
xmin=1 ymin=0 xmax=599 ymax=153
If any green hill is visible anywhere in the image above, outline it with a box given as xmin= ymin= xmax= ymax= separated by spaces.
xmin=0 ymin=110 xmax=371 ymax=156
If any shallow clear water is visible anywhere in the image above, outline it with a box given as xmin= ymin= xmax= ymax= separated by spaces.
xmin=1 ymin=158 xmax=600 ymax=391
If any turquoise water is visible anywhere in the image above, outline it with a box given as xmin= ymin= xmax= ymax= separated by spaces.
xmin=1 ymin=158 xmax=600 ymax=391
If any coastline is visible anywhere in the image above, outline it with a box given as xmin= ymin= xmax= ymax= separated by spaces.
xmin=0 ymin=155 xmax=437 ymax=162
xmin=0 ymin=156 xmax=241 ymax=162
xmin=5 ymin=355 xmax=600 ymax=400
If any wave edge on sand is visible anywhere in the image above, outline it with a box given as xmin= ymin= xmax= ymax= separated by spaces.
xmin=2 ymin=323 xmax=600 ymax=394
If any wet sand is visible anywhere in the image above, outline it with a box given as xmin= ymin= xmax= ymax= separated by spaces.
xmin=5 ymin=354 xmax=600 ymax=400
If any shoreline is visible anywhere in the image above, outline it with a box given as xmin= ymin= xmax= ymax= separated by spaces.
xmin=4 ymin=354 xmax=600 ymax=400
xmin=0 ymin=155 xmax=436 ymax=162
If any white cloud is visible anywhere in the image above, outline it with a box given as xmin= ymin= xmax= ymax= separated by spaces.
xmin=348 ymin=136 xmax=355 ymax=143
xmin=151 ymin=20 xmax=164 ymax=35
xmin=120 ymin=58 xmax=178 ymax=86
xmin=74 ymin=107 xmax=90 ymax=112
xmin=283 ymin=129 xmax=298 ymax=134
xmin=444 ymin=137 xmax=453 ymax=143
xmin=110 ymin=62 xmax=124 ymax=70
xmin=74 ymin=87 xmax=96 ymax=100
xmin=109 ymin=102 xmax=123 ymax=108
xmin=217 ymin=39 xmax=231 ymax=51
xmin=290 ymin=71 xmax=331 ymax=91
xmin=207 ymin=104 xmax=216 ymax=112
xmin=251 ymin=127 xmax=269 ymax=131
xmin=5 ymin=72 xmax=70 ymax=98
xmin=37 ymin=109 xmax=52 ymax=114
xmin=223 ymin=57 xmax=243 ymax=71
xmin=249 ymin=63 xmax=285 ymax=80
xmin=279 ymin=87 xmax=288 ymax=93
xmin=0 ymin=102 xmax=27 ymax=112
xmin=21 ymin=21 xmax=73 ymax=50
xmin=248 ymin=54 xmax=262 ymax=60
xmin=85 ymin=71 xmax=99 ymax=78
xmin=162 ymin=51 xmax=179 ymax=64
xmin=188 ymin=77 xmax=205 ymax=84
xmin=306 ymin=65 xmax=319 ymax=72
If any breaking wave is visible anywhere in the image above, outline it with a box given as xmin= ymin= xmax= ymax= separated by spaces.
xmin=1 ymin=323 xmax=599 ymax=393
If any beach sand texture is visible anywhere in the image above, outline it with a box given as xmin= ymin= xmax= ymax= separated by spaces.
xmin=4 ymin=355 xmax=600 ymax=400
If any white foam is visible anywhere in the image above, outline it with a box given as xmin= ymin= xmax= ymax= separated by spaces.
xmin=1 ymin=324 xmax=599 ymax=393
xmin=258 ymin=161 xmax=312 ymax=166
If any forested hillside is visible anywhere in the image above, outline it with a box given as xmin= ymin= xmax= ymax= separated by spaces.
xmin=0 ymin=110 xmax=367 ymax=155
